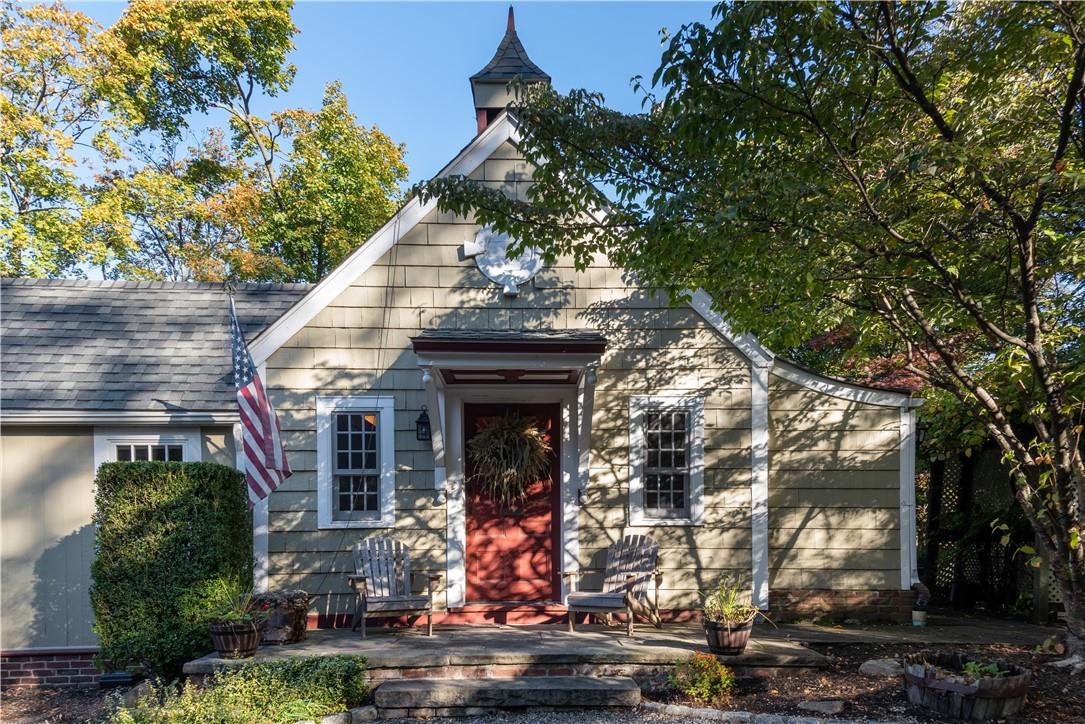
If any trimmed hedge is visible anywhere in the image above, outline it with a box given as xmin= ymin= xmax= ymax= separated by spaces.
xmin=91 ymin=462 xmax=252 ymax=678
xmin=110 ymin=655 xmax=369 ymax=724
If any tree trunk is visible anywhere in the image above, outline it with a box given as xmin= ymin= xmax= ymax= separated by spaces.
xmin=1053 ymin=563 xmax=1085 ymax=658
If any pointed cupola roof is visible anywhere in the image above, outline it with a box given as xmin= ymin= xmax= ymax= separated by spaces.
xmin=471 ymin=7 xmax=550 ymax=83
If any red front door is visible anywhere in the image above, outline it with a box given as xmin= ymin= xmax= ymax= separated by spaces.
xmin=464 ymin=403 xmax=561 ymax=603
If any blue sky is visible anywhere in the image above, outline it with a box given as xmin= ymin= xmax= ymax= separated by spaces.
xmin=72 ymin=1 xmax=715 ymax=184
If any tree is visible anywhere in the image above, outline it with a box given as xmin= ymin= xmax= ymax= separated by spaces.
xmin=3 ymin=0 xmax=406 ymax=282
xmin=255 ymin=82 xmax=407 ymax=282
xmin=420 ymin=1 xmax=1085 ymax=659
xmin=1 ymin=2 xmax=121 ymax=277
xmin=99 ymin=1 xmax=407 ymax=282
xmin=88 ymin=131 xmax=285 ymax=281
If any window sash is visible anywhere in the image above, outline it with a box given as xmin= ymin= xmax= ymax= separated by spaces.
xmin=114 ymin=443 xmax=185 ymax=462
xmin=332 ymin=411 xmax=381 ymax=518
xmin=643 ymin=409 xmax=691 ymax=517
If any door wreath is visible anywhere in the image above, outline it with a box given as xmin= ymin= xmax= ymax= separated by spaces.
xmin=467 ymin=412 xmax=552 ymax=509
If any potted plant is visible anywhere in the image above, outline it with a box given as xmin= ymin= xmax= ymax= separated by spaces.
xmin=187 ymin=576 xmax=266 ymax=659
xmin=700 ymin=579 xmax=770 ymax=655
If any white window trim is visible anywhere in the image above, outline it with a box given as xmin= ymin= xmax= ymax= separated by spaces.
xmin=629 ymin=395 xmax=705 ymax=527
xmin=93 ymin=427 xmax=202 ymax=470
xmin=316 ymin=395 xmax=396 ymax=530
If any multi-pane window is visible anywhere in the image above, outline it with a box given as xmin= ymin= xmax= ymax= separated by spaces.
xmin=630 ymin=395 xmax=704 ymax=526
xmin=333 ymin=412 xmax=380 ymax=520
xmin=317 ymin=396 xmax=395 ymax=529
xmin=644 ymin=409 xmax=690 ymax=516
xmin=115 ymin=443 xmax=184 ymax=462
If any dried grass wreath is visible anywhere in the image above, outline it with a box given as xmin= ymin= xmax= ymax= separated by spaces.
xmin=467 ymin=412 xmax=552 ymax=509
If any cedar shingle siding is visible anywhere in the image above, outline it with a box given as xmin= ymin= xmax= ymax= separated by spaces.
xmin=264 ymin=141 xmax=905 ymax=615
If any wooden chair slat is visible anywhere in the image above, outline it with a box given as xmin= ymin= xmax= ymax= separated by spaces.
xmin=349 ymin=535 xmax=438 ymax=637
xmin=568 ymin=534 xmax=661 ymax=636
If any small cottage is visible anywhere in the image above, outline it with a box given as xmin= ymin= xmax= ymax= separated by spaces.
xmin=0 ymin=12 xmax=920 ymax=681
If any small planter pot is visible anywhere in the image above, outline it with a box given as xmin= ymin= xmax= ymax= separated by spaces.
xmin=703 ymin=617 xmax=755 ymax=655
xmin=210 ymin=621 xmax=260 ymax=659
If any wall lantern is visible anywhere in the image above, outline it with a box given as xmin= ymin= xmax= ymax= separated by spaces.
xmin=415 ymin=407 xmax=432 ymax=442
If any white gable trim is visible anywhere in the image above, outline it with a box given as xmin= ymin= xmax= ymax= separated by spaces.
xmin=688 ymin=290 xmax=920 ymax=409
xmin=249 ymin=114 xmax=519 ymax=367
xmin=688 ymin=289 xmax=774 ymax=368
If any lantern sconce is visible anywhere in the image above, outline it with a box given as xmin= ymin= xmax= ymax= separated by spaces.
xmin=415 ymin=406 xmax=432 ymax=442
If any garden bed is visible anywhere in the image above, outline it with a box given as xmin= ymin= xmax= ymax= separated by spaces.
xmin=650 ymin=642 xmax=1083 ymax=723
xmin=3 ymin=642 xmax=1082 ymax=723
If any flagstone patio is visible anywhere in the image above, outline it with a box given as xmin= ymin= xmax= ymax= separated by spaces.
xmin=183 ymin=614 xmax=1060 ymax=684
xmin=183 ymin=623 xmax=826 ymax=682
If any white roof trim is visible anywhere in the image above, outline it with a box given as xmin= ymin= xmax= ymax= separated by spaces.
xmin=687 ymin=289 xmax=919 ymax=407
xmin=1 ymin=409 xmax=239 ymax=425
xmin=687 ymin=289 xmax=774 ymax=368
xmin=249 ymin=114 xmax=519 ymax=367
xmin=773 ymin=359 xmax=922 ymax=408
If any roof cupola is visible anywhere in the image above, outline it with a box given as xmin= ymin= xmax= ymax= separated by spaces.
xmin=470 ymin=6 xmax=550 ymax=134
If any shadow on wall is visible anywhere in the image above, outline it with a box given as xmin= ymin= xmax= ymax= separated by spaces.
xmin=27 ymin=524 xmax=97 ymax=649
xmin=267 ymin=262 xmax=574 ymax=620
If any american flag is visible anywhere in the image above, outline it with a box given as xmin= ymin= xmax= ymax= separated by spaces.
xmin=230 ymin=298 xmax=291 ymax=507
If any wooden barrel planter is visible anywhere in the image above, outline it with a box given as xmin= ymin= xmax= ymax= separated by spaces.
xmin=209 ymin=622 xmax=260 ymax=659
xmin=903 ymin=652 xmax=1031 ymax=720
xmin=703 ymin=618 xmax=754 ymax=655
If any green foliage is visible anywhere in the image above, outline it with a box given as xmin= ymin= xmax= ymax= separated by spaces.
xmin=419 ymin=0 xmax=1085 ymax=648
xmin=701 ymin=578 xmax=760 ymax=625
xmin=669 ymin=652 xmax=736 ymax=705
xmin=1 ymin=2 xmax=120 ymax=277
xmin=110 ymin=655 xmax=369 ymax=724
xmin=962 ymin=660 xmax=1004 ymax=679
xmin=180 ymin=575 xmax=265 ymax=626
xmin=99 ymin=0 xmax=297 ymax=137
xmin=5 ymin=0 xmax=406 ymax=282
xmin=254 ymin=82 xmax=407 ymax=282
xmin=91 ymin=462 xmax=252 ymax=679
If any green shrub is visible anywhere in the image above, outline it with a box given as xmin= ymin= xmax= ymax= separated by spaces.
xmin=91 ymin=462 xmax=252 ymax=678
xmin=669 ymin=652 xmax=736 ymax=704
xmin=110 ymin=655 xmax=369 ymax=724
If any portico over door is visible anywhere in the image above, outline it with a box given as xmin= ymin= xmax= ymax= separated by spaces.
xmin=412 ymin=329 xmax=606 ymax=610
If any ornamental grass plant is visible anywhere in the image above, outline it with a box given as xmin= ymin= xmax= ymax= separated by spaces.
xmin=466 ymin=412 xmax=552 ymax=508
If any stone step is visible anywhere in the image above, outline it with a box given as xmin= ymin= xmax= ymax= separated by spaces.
xmin=373 ymin=675 xmax=641 ymax=710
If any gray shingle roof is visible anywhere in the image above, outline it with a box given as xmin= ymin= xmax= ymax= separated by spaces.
xmin=1 ymin=279 xmax=310 ymax=412
xmin=470 ymin=8 xmax=550 ymax=83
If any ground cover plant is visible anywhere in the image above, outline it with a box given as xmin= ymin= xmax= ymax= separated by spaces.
xmin=109 ymin=655 xmax=369 ymax=724
xmin=91 ymin=462 xmax=251 ymax=679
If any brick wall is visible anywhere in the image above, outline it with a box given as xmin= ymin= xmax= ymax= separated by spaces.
xmin=0 ymin=649 xmax=100 ymax=689
xmin=769 ymin=588 xmax=915 ymax=624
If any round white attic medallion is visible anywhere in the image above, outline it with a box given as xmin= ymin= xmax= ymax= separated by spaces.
xmin=463 ymin=227 xmax=542 ymax=296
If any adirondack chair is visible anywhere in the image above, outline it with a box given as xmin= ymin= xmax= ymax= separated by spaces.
xmin=347 ymin=536 xmax=441 ymax=638
xmin=562 ymin=534 xmax=663 ymax=636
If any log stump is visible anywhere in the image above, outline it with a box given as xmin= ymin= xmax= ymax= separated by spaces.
xmin=903 ymin=652 xmax=1031 ymax=720
xmin=253 ymin=589 xmax=312 ymax=644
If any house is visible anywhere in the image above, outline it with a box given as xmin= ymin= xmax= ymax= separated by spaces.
xmin=0 ymin=11 xmax=920 ymax=685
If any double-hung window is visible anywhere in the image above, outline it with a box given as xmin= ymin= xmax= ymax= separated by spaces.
xmin=629 ymin=396 xmax=705 ymax=526
xmin=317 ymin=396 xmax=395 ymax=529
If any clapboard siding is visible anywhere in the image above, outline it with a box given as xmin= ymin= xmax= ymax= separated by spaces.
xmin=767 ymin=373 xmax=903 ymax=590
